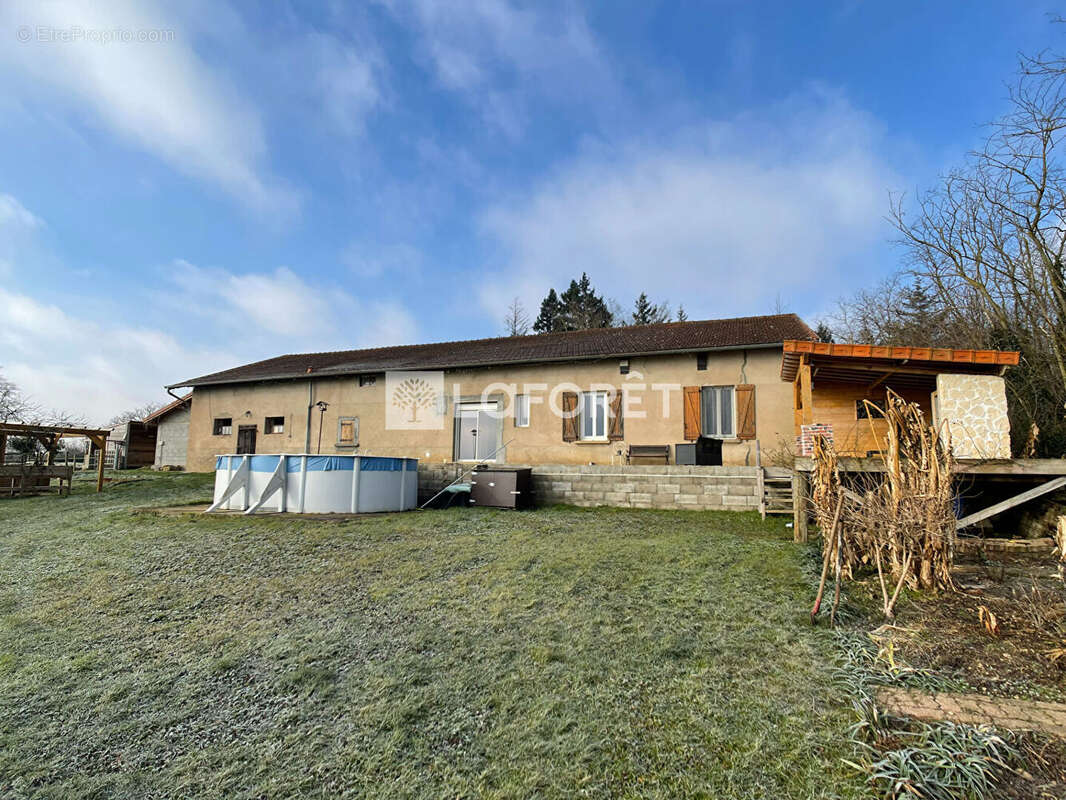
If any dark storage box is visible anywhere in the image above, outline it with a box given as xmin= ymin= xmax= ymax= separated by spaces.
xmin=674 ymin=438 xmax=723 ymax=466
xmin=674 ymin=443 xmax=696 ymax=465
xmin=470 ymin=467 xmax=534 ymax=509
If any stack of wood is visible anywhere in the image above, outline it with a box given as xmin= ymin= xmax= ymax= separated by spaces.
xmin=811 ymin=391 xmax=956 ymax=623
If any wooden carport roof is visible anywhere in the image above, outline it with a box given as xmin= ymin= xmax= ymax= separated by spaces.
xmin=780 ymin=340 xmax=1020 ymax=389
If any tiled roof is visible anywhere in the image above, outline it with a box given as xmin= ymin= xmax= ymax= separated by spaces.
xmin=171 ymin=313 xmax=816 ymax=388
xmin=143 ymin=393 xmax=191 ymax=423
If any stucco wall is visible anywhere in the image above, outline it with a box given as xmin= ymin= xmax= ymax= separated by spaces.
xmin=184 ymin=347 xmax=794 ymax=472
xmin=154 ymin=406 xmax=190 ymax=468
xmin=934 ymin=373 xmax=1011 ymax=459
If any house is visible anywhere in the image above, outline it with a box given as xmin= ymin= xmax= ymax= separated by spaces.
xmin=145 ymin=393 xmax=192 ymax=469
xmin=780 ymin=340 xmax=1020 ymax=459
xmin=168 ymin=314 xmax=817 ymax=473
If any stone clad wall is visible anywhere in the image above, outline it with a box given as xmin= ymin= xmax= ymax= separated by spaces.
xmin=418 ymin=463 xmax=762 ymax=511
xmin=935 ymin=374 xmax=1011 ymax=459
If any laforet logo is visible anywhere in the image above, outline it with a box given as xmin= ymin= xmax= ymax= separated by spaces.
xmin=385 ymin=371 xmax=445 ymax=430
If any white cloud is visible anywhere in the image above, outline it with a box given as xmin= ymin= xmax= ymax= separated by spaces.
xmin=306 ymin=32 xmax=383 ymax=134
xmin=0 ymin=0 xmax=295 ymax=213
xmin=0 ymin=258 xmax=421 ymax=424
xmin=0 ymin=287 xmax=237 ymax=424
xmin=167 ymin=260 xmax=419 ymax=348
xmin=387 ymin=0 xmax=614 ymax=134
xmin=341 ymin=241 xmax=423 ymax=279
xmin=479 ymin=90 xmax=901 ymax=319
xmin=0 ymin=194 xmax=43 ymax=228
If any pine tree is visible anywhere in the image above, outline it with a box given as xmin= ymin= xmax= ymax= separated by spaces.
xmin=558 ymin=273 xmax=613 ymax=329
xmin=631 ymin=292 xmax=671 ymax=325
xmin=815 ymin=322 xmax=834 ymax=343
xmin=533 ymin=288 xmax=563 ymax=333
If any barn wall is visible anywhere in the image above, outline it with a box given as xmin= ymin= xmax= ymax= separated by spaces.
xmin=154 ymin=406 xmax=190 ymax=468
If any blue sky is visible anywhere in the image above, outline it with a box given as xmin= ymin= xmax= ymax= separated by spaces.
xmin=0 ymin=0 xmax=1060 ymax=422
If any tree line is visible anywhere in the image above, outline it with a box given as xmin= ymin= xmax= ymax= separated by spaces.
xmin=819 ymin=44 xmax=1066 ymax=457
xmin=504 ymin=272 xmax=688 ymax=336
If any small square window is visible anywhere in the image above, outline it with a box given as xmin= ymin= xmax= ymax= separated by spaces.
xmin=265 ymin=416 xmax=285 ymax=434
xmin=359 ymin=375 xmax=377 ymax=387
xmin=337 ymin=416 xmax=359 ymax=446
xmin=514 ymin=394 xmax=530 ymax=427
xmin=212 ymin=418 xmax=232 ymax=436
xmin=856 ymin=400 xmax=885 ymax=420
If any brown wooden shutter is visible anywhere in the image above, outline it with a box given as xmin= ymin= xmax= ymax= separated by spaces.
xmin=683 ymin=386 xmax=701 ymax=440
xmin=736 ymin=384 xmax=756 ymax=440
xmin=608 ymin=390 xmax=624 ymax=441
xmin=561 ymin=391 xmax=578 ymax=442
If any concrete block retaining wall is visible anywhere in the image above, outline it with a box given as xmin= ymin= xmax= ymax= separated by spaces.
xmin=418 ymin=463 xmax=762 ymax=511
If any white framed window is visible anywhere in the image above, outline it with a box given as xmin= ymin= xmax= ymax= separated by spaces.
xmin=514 ymin=394 xmax=530 ymax=427
xmin=264 ymin=416 xmax=285 ymax=434
xmin=701 ymin=386 xmax=735 ymax=438
xmin=580 ymin=391 xmax=608 ymax=440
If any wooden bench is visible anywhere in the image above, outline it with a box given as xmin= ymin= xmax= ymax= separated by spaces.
xmin=0 ymin=465 xmax=74 ymax=498
xmin=628 ymin=445 xmax=671 ymax=465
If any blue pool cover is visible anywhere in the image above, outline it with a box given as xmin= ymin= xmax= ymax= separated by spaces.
xmin=216 ymin=455 xmax=416 ymax=472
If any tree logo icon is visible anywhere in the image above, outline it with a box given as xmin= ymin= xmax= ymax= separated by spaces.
xmin=385 ymin=371 xmax=445 ymax=430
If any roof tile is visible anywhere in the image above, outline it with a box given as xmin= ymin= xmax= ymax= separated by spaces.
xmin=172 ymin=313 xmax=815 ymax=388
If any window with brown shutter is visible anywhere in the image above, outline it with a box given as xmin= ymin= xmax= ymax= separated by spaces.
xmin=735 ymin=384 xmax=756 ymax=440
xmin=561 ymin=392 xmax=578 ymax=441
xmin=337 ymin=417 xmax=359 ymax=447
xmin=682 ymin=386 xmax=701 ymax=440
xmin=608 ymin=390 xmax=624 ymax=441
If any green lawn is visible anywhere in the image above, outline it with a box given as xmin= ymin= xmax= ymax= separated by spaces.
xmin=0 ymin=472 xmax=866 ymax=799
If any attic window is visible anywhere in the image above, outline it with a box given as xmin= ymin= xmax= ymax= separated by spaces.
xmin=696 ymin=353 xmax=708 ymax=371
xmin=359 ymin=375 xmax=377 ymax=387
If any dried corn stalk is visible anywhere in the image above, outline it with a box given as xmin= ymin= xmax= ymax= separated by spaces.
xmin=810 ymin=391 xmax=956 ymax=621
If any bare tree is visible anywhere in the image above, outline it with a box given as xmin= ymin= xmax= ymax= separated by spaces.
xmin=107 ymin=402 xmax=162 ymax=427
xmin=0 ymin=369 xmax=35 ymax=423
xmin=504 ymin=297 xmax=530 ymax=336
xmin=890 ymin=49 xmax=1066 ymax=455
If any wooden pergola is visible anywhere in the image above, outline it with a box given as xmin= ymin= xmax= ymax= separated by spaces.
xmin=0 ymin=422 xmax=111 ymax=492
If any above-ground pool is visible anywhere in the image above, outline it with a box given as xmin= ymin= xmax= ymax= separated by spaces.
xmin=209 ymin=454 xmax=418 ymax=514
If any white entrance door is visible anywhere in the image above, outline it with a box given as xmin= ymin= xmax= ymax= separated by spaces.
xmin=456 ymin=403 xmax=499 ymax=461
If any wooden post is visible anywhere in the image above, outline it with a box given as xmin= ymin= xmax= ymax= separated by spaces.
xmin=92 ymin=436 xmax=105 ymax=492
xmin=1056 ymin=516 xmax=1065 ymax=564
xmin=799 ymin=363 xmax=814 ymax=426
xmin=793 ymin=469 xmax=809 ymax=543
